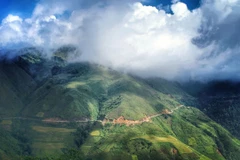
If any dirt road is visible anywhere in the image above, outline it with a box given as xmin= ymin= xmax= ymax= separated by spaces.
xmin=0 ymin=105 xmax=184 ymax=126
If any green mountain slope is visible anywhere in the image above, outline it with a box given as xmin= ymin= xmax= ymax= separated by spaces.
xmin=0 ymin=51 xmax=239 ymax=160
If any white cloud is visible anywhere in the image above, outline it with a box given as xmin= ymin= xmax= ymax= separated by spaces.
xmin=2 ymin=14 xmax=23 ymax=24
xmin=171 ymin=2 xmax=190 ymax=18
xmin=1 ymin=0 xmax=240 ymax=81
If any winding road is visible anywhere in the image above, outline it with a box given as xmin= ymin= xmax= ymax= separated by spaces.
xmin=0 ymin=105 xmax=185 ymax=125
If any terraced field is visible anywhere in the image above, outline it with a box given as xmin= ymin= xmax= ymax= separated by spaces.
xmin=31 ymin=125 xmax=76 ymax=156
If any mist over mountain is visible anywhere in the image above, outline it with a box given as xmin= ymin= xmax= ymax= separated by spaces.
xmin=1 ymin=0 xmax=240 ymax=81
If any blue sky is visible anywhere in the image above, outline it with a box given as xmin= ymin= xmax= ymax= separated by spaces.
xmin=0 ymin=0 xmax=201 ymax=21
xmin=0 ymin=0 xmax=38 ymax=21
xmin=143 ymin=0 xmax=201 ymax=10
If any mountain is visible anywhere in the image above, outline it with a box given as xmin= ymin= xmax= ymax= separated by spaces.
xmin=0 ymin=49 xmax=239 ymax=160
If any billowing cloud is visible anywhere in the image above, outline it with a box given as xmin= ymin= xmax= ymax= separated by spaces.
xmin=1 ymin=0 xmax=240 ymax=81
